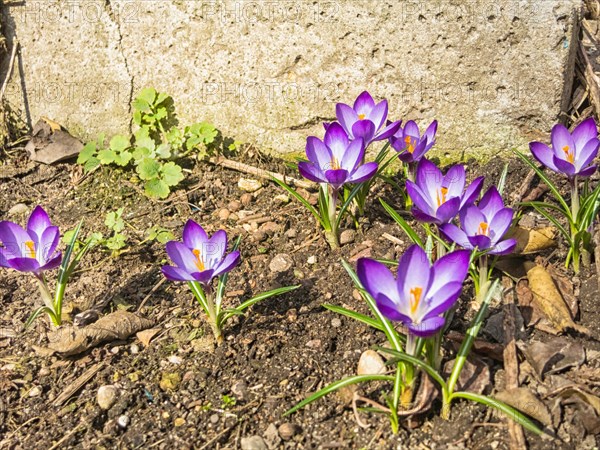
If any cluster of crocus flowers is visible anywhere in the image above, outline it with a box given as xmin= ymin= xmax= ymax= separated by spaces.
xmin=405 ymin=159 xmax=483 ymax=225
xmin=529 ymin=118 xmax=599 ymax=179
xmin=162 ymin=219 xmax=240 ymax=285
xmin=440 ymin=187 xmax=517 ymax=256
xmin=0 ymin=206 xmax=62 ymax=275
xmin=357 ymin=245 xmax=470 ymax=339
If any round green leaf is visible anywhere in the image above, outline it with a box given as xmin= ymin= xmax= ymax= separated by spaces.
xmin=136 ymin=157 xmax=161 ymax=180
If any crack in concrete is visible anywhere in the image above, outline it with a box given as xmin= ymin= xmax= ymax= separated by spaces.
xmin=104 ymin=0 xmax=134 ymax=134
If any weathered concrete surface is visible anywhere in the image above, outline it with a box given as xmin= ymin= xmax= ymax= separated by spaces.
xmin=0 ymin=1 xmax=581 ymax=158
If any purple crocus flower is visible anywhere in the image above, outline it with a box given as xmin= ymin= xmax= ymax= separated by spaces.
xmin=440 ymin=186 xmax=517 ymax=255
xmin=0 ymin=206 xmax=62 ymax=275
xmin=390 ymin=120 xmax=438 ymax=163
xmin=406 ymin=159 xmax=484 ymax=225
xmin=335 ymin=91 xmax=401 ymax=146
xmin=298 ymin=123 xmax=378 ymax=190
xmin=162 ymin=220 xmax=240 ymax=285
xmin=529 ymin=118 xmax=599 ymax=178
xmin=357 ymin=245 xmax=470 ymax=338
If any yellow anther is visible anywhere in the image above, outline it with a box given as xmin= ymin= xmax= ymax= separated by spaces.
xmin=405 ymin=136 xmax=416 ymax=154
xmin=192 ymin=248 xmax=205 ymax=271
xmin=25 ymin=240 xmax=36 ymax=259
xmin=562 ymin=145 xmax=574 ymax=164
xmin=436 ymin=187 xmax=448 ymax=207
xmin=358 ymin=113 xmax=366 ymax=120
xmin=478 ymin=222 xmax=489 ymax=236
xmin=330 ymin=157 xmax=341 ymax=170
xmin=410 ymin=286 xmax=423 ymax=314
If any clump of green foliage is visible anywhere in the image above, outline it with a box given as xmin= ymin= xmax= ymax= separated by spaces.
xmin=78 ymin=88 xmax=218 ymax=199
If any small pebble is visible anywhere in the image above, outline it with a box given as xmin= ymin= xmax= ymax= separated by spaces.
xmin=174 ymin=417 xmax=186 ymax=427
xmin=228 ymin=200 xmax=242 ymax=212
xmin=357 ymin=350 xmax=386 ymax=375
xmin=293 ymin=270 xmax=304 ymax=279
xmin=278 ymin=422 xmax=298 ymax=440
xmin=130 ymin=344 xmax=139 ymax=354
xmin=285 ymin=228 xmax=297 ymax=239
xmin=241 ymin=435 xmax=268 ymax=450
xmin=8 ymin=203 xmax=28 ymax=217
xmin=97 ymin=385 xmax=119 ymax=410
xmin=117 ymin=415 xmax=129 ymax=428
xmin=307 ymin=255 xmax=317 ymax=264
xmin=340 ymin=229 xmax=356 ymax=245
xmin=168 ymin=355 xmax=183 ymax=365
xmin=111 ymin=346 xmax=120 ymax=354
xmin=274 ymin=194 xmax=290 ymax=203
xmin=306 ymin=339 xmax=322 ymax=349
xmin=252 ymin=231 xmax=267 ymax=243
xmin=240 ymin=193 xmax=253 ymax=206
xmin=218 ymin=208 xmax=231 ymax=220
xmin=260 ymin=221 xmax=280 ymax=234
xmin=38 ymin=367 xmax=50 ymax=377
xmin=210 ymin=413 xmax=220 ymax=424
xmin=238 ymin=178 xmax=262 ymax=192
xmin=352 ymin=289 xmax=362 ymax=301
xmin=29 ymin=385 xmax=42 ymax=397
xmin=269 ymin=254 xmax=293 ymax=273
xmin=331 ymin=318 xmax=342 ymax=328
xmin=231 ymin=381 xmax=249 ymax=401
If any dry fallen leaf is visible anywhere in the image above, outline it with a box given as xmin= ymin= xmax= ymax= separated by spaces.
xmin=443 ymin=357 xmax=491 ymax=394
xmin=524 ymin=262 xmax=588 ymax=334
xmin=507 ymin=226 xmax=556 ymax=255
xmin=519 ymin=338 xmax=586 ymax=379
xmin=47 ymin=310 xmax=154 ymax=356
xmin=25 ymin=118 xmax=83 ymax=164
xmin=495 ymin=387 xmax=553 ymax=428
xmin=136 ymin=328 xmax=161 ymax=347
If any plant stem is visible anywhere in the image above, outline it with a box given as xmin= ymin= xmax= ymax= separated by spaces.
xmin=570 ymin=176 xmax=583 ymax=273
xmin=325 ymin=186 xmax=340 ymax=249
xmin=571 ymin=176 xmax=580 ymax=220
xmin=203 ymin=285 xmax=223 ymax=345
xmin=35 ymin=275 xmax=60 ymax=326
xmin=476 ymin=255 xmax=489 ymax=304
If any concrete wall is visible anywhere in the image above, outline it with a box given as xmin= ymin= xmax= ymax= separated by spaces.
xmin=1 ymin=1 xmax=581 ymax=159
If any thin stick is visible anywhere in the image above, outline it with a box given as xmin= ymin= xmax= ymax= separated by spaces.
xmin=137 ymin=277 xmax=167 ymax=312
xmin=48 ymin=424 xmax=86 ymax=450
xmin=502 ymin=277 xmax=527 ymax=450
xmin=511 ymin=168 xmax=536 ymax=205
xmin=52 ymin=362 xmax=104 ymax=407
xmin=211 ymin=155 xmax=315 ymax=190
xmin=0 ymin=41 xmax=19 ymax=101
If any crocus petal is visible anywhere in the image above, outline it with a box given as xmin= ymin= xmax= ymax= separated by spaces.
xmin=347 ymin=162 xmax=378 ymax=184
xmin=369 ymin=100 xmax=388 ymax=130
xmin=478 ymin=187 xmax=504 ymax=219
xmin=443 ymin=165 xmax=466 ymax=198
xmin=161 ymin=265 xmax=197 ymax=282
xmin=26 ymin=206 xmax=52 ymax=238
xmin=0 ymin=221 xmax=31 ymax=259
xmin=572 ymin=117 xmax=598 ymax=149
xmin=417 ymin=159 xmax=443 ymax=206
xmin=406 ymin=181 xmax=435 ymax=217
xmin=351 ymin=120 xmax=376 ymax=145
xmin=298 ymin=162 xmax=326 ymax=183
xmin=403 ymin=120 xmax=420 ymax=138
xmin=407 ymin=316 xmax=446 ymax=338
xmin=340 ymin=138 xmax=365 ymax=173
xmin=467 ymin=234 xmax=492 ymax=250
xmin=324 ymin=123 xmax=350 ymax=163
xmin=423 ymin=281 xmax=464 ymax=319
xmin=206 ymin=229 xmax=228 ymax=267
xmin=324 ymin=169 xmax=349 ymax=188
xmin=336 ymin=103 xmax=358 ymax=136
xmin=396 ymin=245 xmax=431 ymax=307
xmin=552 ymin=156 xmax=575 ymax=177
xmin=38 ymin=253 xmax=63 ymax=272
xmin=7 ymin=257 xmax=40 ymax=273
xmin=182 ymin=220 xmax=208 ymax=252
xmin=374 ymin=120 xmax=402 ymax=141
xmin=166 ymin=241 xmax=203 ymax=275
xmin=306 ymin=136 xmax=333 ymax=171
xmin=39 ymin=226 xmax=60 ymax=264
xmin=357 ymin=258 xmax=401 ymax=306
xmin=577 ymin=165 xmax=597 ymax=178
xmin=530 ymin=142 xmax=559 ymax=172
xmin=424 ymin=120 xmax=438 ymax=144
xmin=460 ymin=206 xmax=487 ymax=236
xmin=439 ymin=224 xmax=471 ymax=248
xmin=375 ymin=293 xmax=413 ymax=324
xmin=397 ymin=151 xmax=416 ymax=163
xmin=460 ymin=177 xmax=484 ymax=209
xmin=194 ymin=269 xmax=216 ymax=285
xmin=488 ymin=238 xmax=517 ymax=256
xmin=212 ymin=250 xmax=241 ymax=278
xmin=353 ymin=91 xmax=375 ymax=113
xmin=429 ymin=250 xmax=470 ymax=298
xmin=411 ymin=208 xmax=440 ymax=224
xmin=0 ymin=248 xmax=9 ymax=268
xmin=435 ymin=197 xmax=461 ymax=224
xmin=489 ymin=208 xmax=514 ymax=242
xmin=575 ymin=138 xmax=599 ymax=171
xmin=551 ymin=123 xmax=576 ymax=158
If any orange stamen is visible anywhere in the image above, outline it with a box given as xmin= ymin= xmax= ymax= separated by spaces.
xmin=562 ymin=145 xmax=574 ymax=164
xmin=192 ymin=248 xmax=205 ymax=271
xmin=330 ymin=157 xmax=341 ymax=170
xmin=404 ymin=136 xmax=416 ymax=154
xmin=478 ymin=222 xmax=489 ymax=236
xmin=358 ymin=113 xmax=366 ymax=120
xmin=25 ymin=240 xmax=36 ymax=259
xmin=436 ymin=187 xmax=448 ymax=207
xmin=410 ymin=286 xmax=423 ymax=314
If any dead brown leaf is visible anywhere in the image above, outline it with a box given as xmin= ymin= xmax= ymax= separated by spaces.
xmin=25 ymin=118 xmax=83 ymax=164
xmin=495 ymin=387 xmax=553 ymax=428
xmin=136 ymin=328 xmax=161 ymax=347
xmin=519 ymin=339 xmax=586 ymax=379
xmin=443 ymin=357 xmax=491 ymax=394
xmin=507 ymin=226 xmax=556 ymax=255
xmin=47 ymin=310 xmax=154 ymax=356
